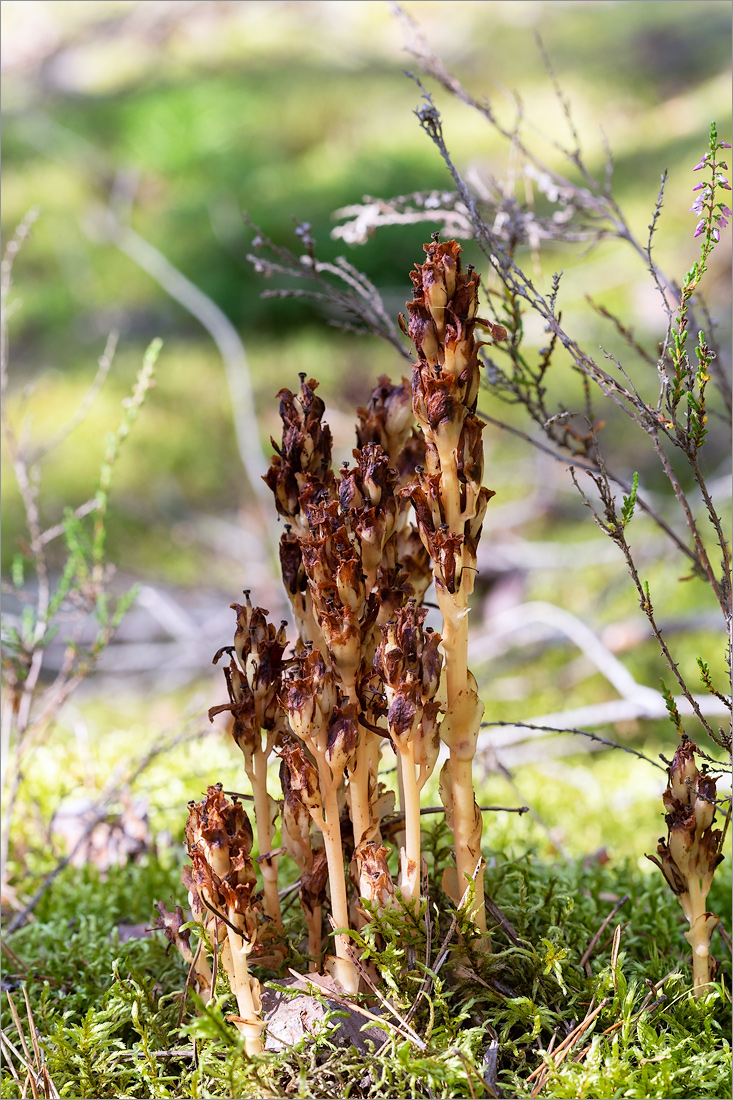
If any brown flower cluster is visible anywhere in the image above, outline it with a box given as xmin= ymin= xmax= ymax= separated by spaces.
xmin=400 ymin=237 xmax=505 ymax=930
xmin=647 ymin=736 xmax=725 ymax=995
xmin=169 ymin=239 xmax=500 ymax=1032
xmin=182 ymin=784 xmax=265 ymax=1054
xmin=263 ymin=373 xmax=334 ymax=524
xmin=374 ymin=602 xmax=441 ymax=774
xmin=208 ymin=594 xmax=288 ymax=928
xmin=374 ymin=601 xmax=443 ymax=905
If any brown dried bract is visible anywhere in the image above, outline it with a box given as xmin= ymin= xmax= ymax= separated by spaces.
xmin=264 ymin=374 xmax=335 ymax=520
xmin=355 ymin=841 xmax=396 ymax=915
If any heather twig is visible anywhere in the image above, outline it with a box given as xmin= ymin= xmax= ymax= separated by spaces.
xmin=329 ymin=30 xmax=731 ymax=997
xmin=1 ymin=215 xmax=158 ymax=898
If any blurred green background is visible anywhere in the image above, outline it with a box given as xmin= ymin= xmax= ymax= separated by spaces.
xmin=2 ymin=0 xmax=731 ymax=571
xmin=1 ymin=1 xmax=731 ymax=870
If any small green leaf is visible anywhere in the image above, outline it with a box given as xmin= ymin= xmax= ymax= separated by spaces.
xmin=11 ymin=554 xmax=25 ymax=589
xmin=621 ymin=471 xmax=639 ymax=527
xmin=660 ymin=679 xmax=684 ymax=735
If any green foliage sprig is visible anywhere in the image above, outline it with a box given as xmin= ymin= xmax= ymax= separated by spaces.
xmin=0 ymin=215 xmax=160 ymax=902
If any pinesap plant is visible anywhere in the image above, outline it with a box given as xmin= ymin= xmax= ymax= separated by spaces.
xmin=166 ymin=90 xmax=730 ymax=1045
xmin=161 ymin=239 xmax=508 ymax=1047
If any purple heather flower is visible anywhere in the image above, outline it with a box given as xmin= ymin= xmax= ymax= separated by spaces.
xmin=693 ymin=156 xmax=709 ymax=171
xmin=692 ymin=182 xmax=707 ymax=192
xmin=711 ymin=228 xmax=720 ymax=242
xmin=694 ymin=220 xmax=706 ymax=238
xmin=716 ymin=175 xmax=731 ymax=190
xmin=719 ymin=142 xmax=732 ymax=149
xmin=716 ymin=215 xmax=728 ymax=229
xmin=690 ymin=198 xmax=705 ymax=215
xmin=720 ymin=204 xmax=732 ymax=216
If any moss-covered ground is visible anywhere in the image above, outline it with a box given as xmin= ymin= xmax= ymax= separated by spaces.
xmin=2 ymin=724 xmax=731 ymax=1099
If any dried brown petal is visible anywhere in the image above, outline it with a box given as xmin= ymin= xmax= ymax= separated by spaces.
xmin=301 ymin=846 xmax=329 ymax=917
xmin=646 ymin=840 xmax=687 ymax=896
xmin=153 ymin=901 xmax=192 ymax=956
xmin=326 ymin=701 xmax=359 ymax=775
xmin=263 ymin=456 xmax=301 ymax=520
xmin=279 ymin=527 xmax=306 ymax=597
xmin=355 ymin=842 xmax=396 ymax=914
xmin=264 ymin=376 xmax=334 ymax=521
xmin=669 ymin=737 xmax=698 ymax=803
xmin=666 ymin=803 xmax=697 ymax=877
xmin=431 ymin=528 xmax=463 ymax=594
xmin=219 ymin=878 xmax=259 ymax=923
xmin=694 ymin=774 xmax=717 ymax=832
xmin=278 ymin=376 xmax=333 ymax=476
xmin=280 ymin=736 xmax=323 ymax=818
xmin=421 ymin=629 xmax=442 ymax=699
xmin=457 ymin=414 xmax=486 ymax=491
xmin=386 ymin=679 xmax=421 ymax=748
xmin=374 ymin=620 xmax=404 ymax=689
xmin=697 ymin=827 xmax=725 ymax=879
xmin=415 ymin=699 xmax=442 ymax=783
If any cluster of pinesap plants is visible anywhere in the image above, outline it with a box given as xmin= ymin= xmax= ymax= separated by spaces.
xmin=157 ymin=238 xmax=511 ymax=1047
xmin=142 ymin=230 xmax=728 ymax=1092
xmin=2 ymin=119 xmax=731 ymax=1099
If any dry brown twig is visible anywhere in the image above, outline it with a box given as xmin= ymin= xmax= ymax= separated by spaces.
xmin=2 ymin=990 xmax=60 ymax=1100
xmin=527 ymin=997 xmax=609 ymax=1096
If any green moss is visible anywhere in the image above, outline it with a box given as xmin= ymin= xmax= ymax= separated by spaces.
xmin=3 ymin=833 xmax=729 ymax=1099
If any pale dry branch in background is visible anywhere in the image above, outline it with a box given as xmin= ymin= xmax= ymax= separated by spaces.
xmin=469 ymin=599 xmax=730 ymax=766
xmin=473 ymin=601 xmax=662 ymax=707
xmin=86 ymin=192 xmax=271 ymax=511
xmin=332 ymin=192 xmax=474 ymax=246
xmin=245 ymin=216 xmax=410 ymax=359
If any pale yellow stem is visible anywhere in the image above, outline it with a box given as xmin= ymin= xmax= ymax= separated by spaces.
xmin=349 ymin=735 xmax=372 ymax=851
xmin=341 ymin=678 xmax=372 ymax=853
xmin=223 ymin=926 xmax=264 ymax=1057
xmin=435 ymin=522 xmax=486 ymax=935
xmin=192 ymin=941 xmax=214 ymax=1001
xmin=397 ymin=740 xmax=421 ymax=910
xmin=439 ymin=584 xmax=469 ymax=701
xmin=316 ymin=762 xmax=360 ymax=995
xmin=249 ymin=748 xmax=282 ymax=928
xmin=435 ymin=436 xmax=463 ymax=529
xmin=395 ymin=755 xmax=407 ymax=850
xmin=449 ymin=756 xmax=486 ymax=929
xmin=686 ymin=876 xmax=715 ymax=997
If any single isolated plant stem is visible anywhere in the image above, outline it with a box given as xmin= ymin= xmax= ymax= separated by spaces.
xmin=404 ymin=236 xmax=506 ymax=931
xmin=250 ymin=748 xmax=282 ymax=927
xmin=647 ymin=737 xmax=726 ymax=996
xmin=184 ymin=786 xmax=264 ymax=1054
xmin=209 ymin=596 xmax=288 ymax=928
xmin=317 ymin=762 xmax=358 ymax=991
